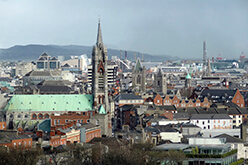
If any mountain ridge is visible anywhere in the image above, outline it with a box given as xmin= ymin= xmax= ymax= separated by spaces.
xmin=0 ymin=44 xmax=179 ymax=62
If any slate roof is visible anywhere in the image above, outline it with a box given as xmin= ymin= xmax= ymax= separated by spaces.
xmin=144 ymin=115 xmax=168 ymax=121
xmin=158 ymin=105 xmax=176 ymax=111
xmin=38 ymin=86 xmax=72 ymax=93
xmin=115 ymin=94 xmax=142 ymax=100
xmin=0 ymin=131 xmax=31 ymax=144
xmin=119 ymin=104 xmax=134 ymax=111
xmin=190 ymin=114 xmax=231 ymax=120
xmin=199 ymin=89 xmax=237 ymax=102
xmin=173 ymin=113 xmax=190 ymax=120
xmin=144 ymin=126 xmax=160 ymax=134
xmin=154 ymin=125 xmax=180 ymax=133
xmin=214 ymin=133 xmax=244 ymax=143
xmin=37 ymin=80 xmax=73 ymax=86
xmin=25 ymin=70 xmax=62 ymax=77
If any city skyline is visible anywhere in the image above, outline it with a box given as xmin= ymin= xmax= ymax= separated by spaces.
xmin=0 ymin=0 xmax=248 ymax=59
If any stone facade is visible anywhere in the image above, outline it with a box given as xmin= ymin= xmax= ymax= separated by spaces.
xmin=91 ymin=20 xmax=109 ymax=112
xmin=132 ymin=58 xmax=146 ymax=93
xmin=154 ymin=69 xmax=167 ymax=94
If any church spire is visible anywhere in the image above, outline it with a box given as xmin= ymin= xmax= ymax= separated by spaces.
xmin=96 ymin=18 xmax=103 ymax=46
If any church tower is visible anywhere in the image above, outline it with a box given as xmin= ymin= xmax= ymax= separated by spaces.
xmin=154 ymin=68 xmax=167 ymax=95
xmin=132 ymin=58 xmax=146 ymax=93
xmin=92 ymin=20 xmax=109 ymax=112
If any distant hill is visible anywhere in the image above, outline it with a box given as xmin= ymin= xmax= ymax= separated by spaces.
xmin=0 ymin=44 xmax=179 ymax=62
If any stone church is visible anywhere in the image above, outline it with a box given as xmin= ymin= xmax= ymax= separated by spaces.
xmin=154 ymin=68 xmax=167 ymax=95
xmin=90 ymin=20 xmax=112 ymax=136
xmin=91 ymin=20 xmax=109 ymax=112
xmin=132 ymin=58 xmax=146 ymax=93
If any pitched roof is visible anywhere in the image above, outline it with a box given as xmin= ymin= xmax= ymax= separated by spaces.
xmin=115 ymin=94 xmax=142 ymax=100
xmin=185 ymin=73 xmax=192 ymax=79
xmin=200 ymin=89 xmax=237 ymax=98
xmin=134 ymin=58 xmax=143 ymax=71
xmin=0 ymin=131 xmax=31 ymax=144
xmin=190 ymin=114 xmax=231 ymax=120
xmin=99 ymin=105 xmax=106 ymax=114
xmin=4 ymin=94 xmax=93 ymax=112
xmin=214 ymin=133 xmax=244 ymax=143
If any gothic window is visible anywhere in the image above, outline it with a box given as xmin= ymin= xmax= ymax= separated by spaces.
xmin=137 ymin=75 xmax=141 ymax=84
xmin=44 ymin=114 xmax=49 ymax=119
xmin=102 ymin=95 xmax=105 ymax=103
xmin=98 ymin=96 xmax=101 ymax=104
xmin=99 ymin=68 xmax=103 ymax=75
xmin=38 ymin=114 xmax=43 ymax=119
xmin=32 ymin=114 xmax=37 ymax=119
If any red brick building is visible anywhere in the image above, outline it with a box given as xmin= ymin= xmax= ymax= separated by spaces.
xmin=0 ymin=130 xmax=32 ymax=149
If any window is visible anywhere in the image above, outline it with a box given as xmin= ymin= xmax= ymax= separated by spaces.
xmin=208 ymin=120 xmax=210 ymax=123
xmin=14 ymin=143 xmax=16 ymax=148
xmin=29 ymin=141 xmax=31 ymax=146
xmin=83 ymin=112 xmax=85 ymax=116
xmin=87 ymin=119 xmax=90 ymax=123
xmin=38 ymin=114 xmax=43 ymax=119
xmin=54 ymin=120 xmax=57 ymax=125
xmin=81 ymin=120 xmax=83 ymax=123
xmin=32 ymin=114 xmax=37 ymax=119
xmin=19 ymin=142 xmax=21 ymax=146
xmin=202 ymin=121 xmax=205 ymax=125
xmin=66 ymin=120 xmax=68 ymax=123
xmin=3 ymin=124 xmax=5 ymax=128
xmin=157 ymin=100 xmax=160 ymax=103
xmin=208 ymin=125 xmax=210 ymax=129
xmin=58 ymin=120 xmax=60 ymax=124
xmin=24 ymin=141 xmax=26 ymax=146
xmin=237 ymin=100 xmax=239 ymax=103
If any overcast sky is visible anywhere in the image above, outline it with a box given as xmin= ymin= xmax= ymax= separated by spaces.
xmin=0 ymin=0 xmax=247 ymax=59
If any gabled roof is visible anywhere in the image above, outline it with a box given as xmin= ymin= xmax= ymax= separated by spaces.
xmin=40 ymin=52 xmax=49 ymax=57
xmin=99 ymin=105 xmax=106 ymax=114
xmin=51 ymin=57 xmax=58 ymax=60
xmin=190 ymin=114 xmax=231 ymax=120
xmin=200 ymin=89 xmax=237 ymax=98
xmin=185 ymin=73 xmax=192 ymax=79
xmin=214 ymin=133 xmax=244 ymax=143
xmin=115 ymin=94 xmax=142 ymax=100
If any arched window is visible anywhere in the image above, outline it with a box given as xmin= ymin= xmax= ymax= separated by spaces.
xmin=17 ymin=114 xmax=21 ymax=118
xmin=98 ymin=96 xmax=101 ymax=104
xmin=38 ymin=114 xmax=43 ymax=119
xmin=44 ymin=114 xmax=49 ymax=119
xmin=32 ymin=114 xmax=37 ymax=119
xmin=102 ymin=95 xmax=105 ymax=104
xmin=137 ymin=75 xmax=141 ymax=84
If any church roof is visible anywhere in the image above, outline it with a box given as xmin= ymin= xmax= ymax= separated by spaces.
xmin=99 ymin=105 xmax=106 ymax=114
xmin=96 ymin=19 xmax=103 ymax=46
xmin=185 ymin=73 xmax=191 ymax=79
xmin=134 ymin=58 xmax=143 ymax=71
xmin=4 ymin=94 xmax=93 ymax=112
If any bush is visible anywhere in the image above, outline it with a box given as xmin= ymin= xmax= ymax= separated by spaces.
xmin=229 ymin=158 xmax=244 ymax=165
